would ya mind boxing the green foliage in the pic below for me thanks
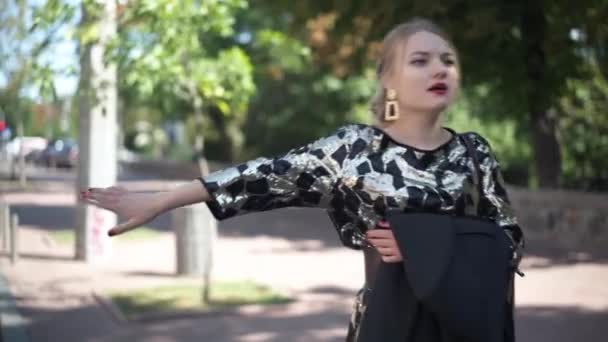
[113,0,253,110]
[560,59,608,191]
[252,29,312,73]
[446,95,532,186]
[0,0,76,138]
[242,70,376,158]
[112,0,255,160]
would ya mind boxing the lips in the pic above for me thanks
[428,82,448,95]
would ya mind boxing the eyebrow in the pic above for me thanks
[409,51,455,58]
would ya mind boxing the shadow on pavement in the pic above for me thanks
[516,305,608,342]
[16,296,608,342]
[12,202,344,250]
[10,205,172,232]
[216,208,343,249]
[11,205,76,230]
[521,237,608,268]
[18,301,118,342]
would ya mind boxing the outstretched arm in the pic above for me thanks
[81,179,210,236]
[82,125,356,237]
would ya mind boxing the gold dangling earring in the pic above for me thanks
[384,88,400,121]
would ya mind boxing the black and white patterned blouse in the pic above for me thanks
[199,123,524,252]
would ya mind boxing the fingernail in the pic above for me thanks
[108,230,115,237]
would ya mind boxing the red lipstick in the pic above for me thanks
[428,82,448,96]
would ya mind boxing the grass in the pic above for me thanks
[109,281,293,319]
[49,226,163,245]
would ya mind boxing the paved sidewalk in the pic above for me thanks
[1,182,608,341]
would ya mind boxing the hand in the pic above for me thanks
[365,220,404,263]
[80,186,166,236]
[510,246,525,277]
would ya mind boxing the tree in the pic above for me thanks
[0,0,77,137]
[111,0,255,161]
[258,0,606,189]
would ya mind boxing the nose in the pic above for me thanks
[431,58,448,79]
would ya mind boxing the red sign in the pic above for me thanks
[0,120,5,131]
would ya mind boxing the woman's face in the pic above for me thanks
[385,31,460,114]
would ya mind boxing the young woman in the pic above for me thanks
[82,18,524,341]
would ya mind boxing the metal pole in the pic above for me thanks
[0,203,5,251]
[1,204,8,252]
[17,120,26,187]
[10,213,18,264]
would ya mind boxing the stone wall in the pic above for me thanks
[507,186,608,251]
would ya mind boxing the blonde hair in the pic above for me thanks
[370,18,457,119]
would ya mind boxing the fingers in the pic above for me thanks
[81,186,124,197]
[81,197,101,207]
[375,246,404,263]
[367,238,394,248]
[108,218,142,237]
[366,229,395,247]
[106,186,127,196]
[381,255,402,263]
[366,224,403,263]
[375,246,395,254]
[377,219,390,229]
[366,229,393,239]
[80,187,120,211]
[366,227,396,249]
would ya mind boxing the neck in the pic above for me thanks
[376,108,450,149]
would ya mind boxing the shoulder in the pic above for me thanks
[458,131,501,168]
[329,123,377,144]
[335,123,375,137]
[459,131,493,154]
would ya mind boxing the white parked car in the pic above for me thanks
[4,136,48,160]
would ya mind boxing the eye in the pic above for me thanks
[442,57,456,66]
[411,59,427,66]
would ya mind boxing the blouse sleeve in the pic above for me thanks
[198,126,355,220]
[476,137,525,254]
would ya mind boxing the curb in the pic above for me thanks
[91,290,296,324]
[0,273,30,342]
[91,291,127,325]
[92,290,240,324]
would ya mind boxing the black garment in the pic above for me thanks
[350,269,514,342]
[353,213,515,342]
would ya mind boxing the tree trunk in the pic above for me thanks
[521,1,561,188]
[75,0,118,262]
